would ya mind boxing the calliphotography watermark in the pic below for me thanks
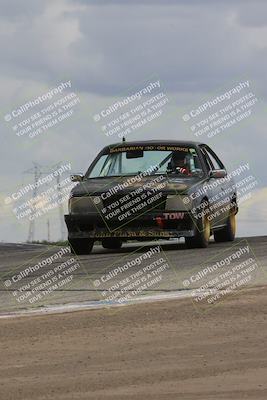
[78,166,169,232]
[181,162,259,233]
[181,80,259,139]
[4,162,75,224]
[92,245,176,306]
[182,240,264,311]
[0,247,82,310]
[3,80,80,140]
[92,78,169,139]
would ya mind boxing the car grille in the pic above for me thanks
[102,193,167,215]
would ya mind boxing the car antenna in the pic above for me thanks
[122,136,126,142]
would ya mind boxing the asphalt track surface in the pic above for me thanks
[0,236,267,316]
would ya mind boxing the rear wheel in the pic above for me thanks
[69,238,94,255]
[214,208,236,243]
[185,202,211,249]
[102,238,123,250]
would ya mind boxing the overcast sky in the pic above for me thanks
[0,0,266,242]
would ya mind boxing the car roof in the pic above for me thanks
[105,140,205,148]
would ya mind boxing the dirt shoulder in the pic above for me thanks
[1,287,267,400]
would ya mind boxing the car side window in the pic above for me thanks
[204,147,225,170]
[200,148,213,172]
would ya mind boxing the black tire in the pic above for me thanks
[185,201,211,249]
[69,238,94,255]
[102,238,122,250]
[214,210,236,243]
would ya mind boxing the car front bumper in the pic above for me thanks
[65,211,195,240]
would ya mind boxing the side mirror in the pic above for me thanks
[70,174,84,182]
[209,169,227,179]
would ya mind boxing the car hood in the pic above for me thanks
[70,175,204,197]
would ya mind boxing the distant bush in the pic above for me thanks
[27,240,69,246]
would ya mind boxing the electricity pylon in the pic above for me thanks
[24,163,42,242]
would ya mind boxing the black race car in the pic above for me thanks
[65,140,238,254]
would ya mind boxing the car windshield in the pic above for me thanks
[86,147,204,178]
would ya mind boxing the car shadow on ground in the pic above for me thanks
[90,238,218,255]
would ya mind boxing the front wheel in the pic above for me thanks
[102,238,123,250]
[185,202,211,249]
[69,238,94,255]
[214,210,236,243]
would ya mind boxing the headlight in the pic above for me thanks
[69,196,104,214]
[165,195,192,211]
